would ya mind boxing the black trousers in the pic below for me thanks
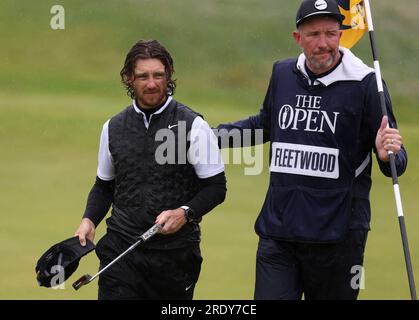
[95,231,203,300]
[254,229,368,300]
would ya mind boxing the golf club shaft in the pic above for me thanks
[89,224,162,282]
[89,239,144,282]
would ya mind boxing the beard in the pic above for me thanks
[307,49,338,74]
[133,87,167,108]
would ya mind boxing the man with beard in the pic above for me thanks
[217,0,407,299]
[75,40,226,299]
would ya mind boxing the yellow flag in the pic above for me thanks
[337,0,368,49]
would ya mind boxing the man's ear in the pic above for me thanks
[123,72,134,86]
[127,74,134,84]
[293,30,302,48]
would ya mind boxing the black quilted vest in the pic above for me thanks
[106,99,202,249]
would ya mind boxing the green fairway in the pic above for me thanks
[1,0,418,300]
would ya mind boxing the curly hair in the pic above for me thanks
[120,40,176,99]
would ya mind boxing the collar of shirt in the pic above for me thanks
[304,53,343,83]
[296,47,374,87]
[132,96,173,129]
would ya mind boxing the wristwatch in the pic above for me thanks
[181,206,197,223]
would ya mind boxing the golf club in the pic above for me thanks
[72,223,162,291]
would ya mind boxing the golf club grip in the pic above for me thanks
[140,224,162,241]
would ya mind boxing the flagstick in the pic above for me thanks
[363,0,417,300]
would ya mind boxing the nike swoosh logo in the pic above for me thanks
[168,124,179,129]
[185,283,194,291]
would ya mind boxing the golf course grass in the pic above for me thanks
[1,0,418,299]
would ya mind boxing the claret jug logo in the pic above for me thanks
[277,95,340,134]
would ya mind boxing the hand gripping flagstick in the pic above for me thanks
[72,224,162,291]
[363,0,417,300]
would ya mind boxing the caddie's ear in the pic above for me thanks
[293,30,303,48]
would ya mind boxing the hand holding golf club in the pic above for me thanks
[155,207,188,235]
